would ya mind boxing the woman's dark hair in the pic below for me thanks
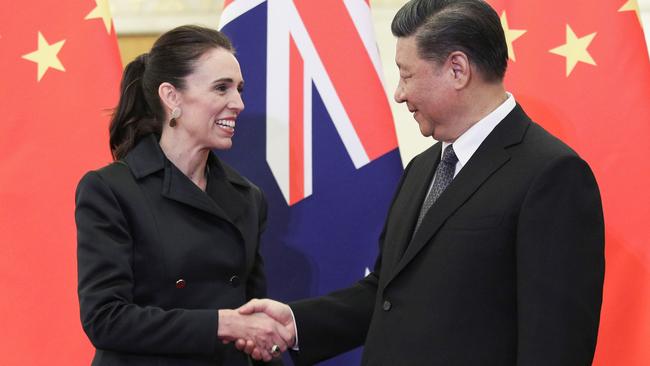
[391,0,508,82]
[109,25,235,160]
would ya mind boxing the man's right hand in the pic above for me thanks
[235,299,297,360]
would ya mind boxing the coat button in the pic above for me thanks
[175,279,186,289]
[229,275,241,288]
[383,300,392,311]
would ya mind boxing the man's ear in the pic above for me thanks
[447,51,471,89]
[158,82,181,112]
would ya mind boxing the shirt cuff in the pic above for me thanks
[289,306,300,351]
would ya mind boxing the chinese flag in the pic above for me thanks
[487,0,650,365]
[0,0,121,364]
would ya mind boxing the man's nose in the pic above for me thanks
[394,84,406,103]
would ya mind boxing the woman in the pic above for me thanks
[75,25,289,365]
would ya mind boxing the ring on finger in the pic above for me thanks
[270,344,281,356]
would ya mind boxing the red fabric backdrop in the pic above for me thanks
[0,0,121,364]
[487,1,650,365]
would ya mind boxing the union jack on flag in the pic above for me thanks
[218,1,403,364]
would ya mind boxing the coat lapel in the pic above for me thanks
[208,160,258,267]
[124,135,248,233]
[205,156,250,237]
[160,161,232,222]
[385,105,531,287]
[125,135,259,270]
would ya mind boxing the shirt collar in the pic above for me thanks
[442,92,516,166]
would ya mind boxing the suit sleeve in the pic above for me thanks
[289,159,414,366]
[76,171,218,356]
[289,270,378,366]
[515,155,605,365]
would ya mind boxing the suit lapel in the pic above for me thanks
[385,104,531,287]
[382,144,441,276]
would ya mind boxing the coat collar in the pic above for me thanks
[385,104,531,286]
[124,134,250,187]
[123,134,252,232]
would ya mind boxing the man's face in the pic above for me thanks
[394,36,457,141]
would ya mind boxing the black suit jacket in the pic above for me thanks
[290,105,605,366]
[75,135,278,366]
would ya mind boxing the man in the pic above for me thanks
[239,0,605,364]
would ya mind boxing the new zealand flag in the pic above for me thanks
[218,1,403,364]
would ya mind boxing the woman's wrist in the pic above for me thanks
[217,309,237,339]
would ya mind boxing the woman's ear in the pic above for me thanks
[158,82,181,111]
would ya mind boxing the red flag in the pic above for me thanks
[0,0,121,364]
[487,0,650,364]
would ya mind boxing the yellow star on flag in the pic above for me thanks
[549,25,597,77]
[22,32,66,82]
[619,0,642,27]
[500,11,526,62]
[85,0,113,34]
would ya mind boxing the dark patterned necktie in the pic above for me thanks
[413,145,458,234]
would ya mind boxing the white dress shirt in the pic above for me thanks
[441,92,516,177]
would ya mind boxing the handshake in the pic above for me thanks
[218,299,296,362]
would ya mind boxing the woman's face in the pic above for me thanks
[176,47,244,151]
